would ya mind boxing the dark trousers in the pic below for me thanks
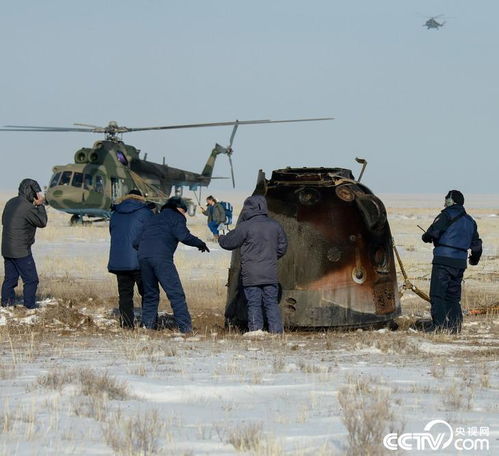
[1,255,39,309]
[115,270,144,328]
[139,257,192,333]
[429,264,465,332]
[243,284,283,333]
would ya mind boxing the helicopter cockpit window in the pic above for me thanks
[49,172,61,188]
[95,175,104,193]
[72,172,83,188]
[83,174,93,189]
[116,151,129,166]
[59,171,73,186]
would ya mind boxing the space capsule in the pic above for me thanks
[224,164,401,329]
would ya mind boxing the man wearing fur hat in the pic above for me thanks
[421,190,482,333]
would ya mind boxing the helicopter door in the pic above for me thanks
[111,177,125,201]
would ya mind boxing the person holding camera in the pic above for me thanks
[1,179,47,309]
[421,190,482,333]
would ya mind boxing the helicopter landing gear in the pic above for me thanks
[70,215,83,226]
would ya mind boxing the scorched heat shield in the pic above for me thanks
[224,167,401,329]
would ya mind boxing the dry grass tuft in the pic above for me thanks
[38,303,97,329]
[441,367,475,411]
[37,368,75,389]
[217,421,265,452]
[101,409,166,455]
[442,381,474,411]
[72,395,109,422]
[0,362,17,380]
[1,402,15,433]
[36,367,130,400]
[272,357,285,373]
[338,376,401,456]
[228,422,263,452]
[78,368,130,400]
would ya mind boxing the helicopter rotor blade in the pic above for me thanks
[126,117,333,133]
[0,125,97,132]
[228,154,236,188]
[1,117,333,134]
[229,121,239,148]
[73,123,103,129]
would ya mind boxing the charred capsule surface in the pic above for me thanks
[225,167,401,329]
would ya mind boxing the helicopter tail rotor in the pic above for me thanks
[208,122,239,188]
[210,143,236,188]
[226,122,239,188]
[228,150,236,188]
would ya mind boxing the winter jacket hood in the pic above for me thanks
[108,197,153,272]
[18,179,42,203]
[241,195,268,221]
[218,195,288,286]
[113,195,147,214]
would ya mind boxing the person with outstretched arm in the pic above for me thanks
[135,197,210,333]
[218,195,287,335]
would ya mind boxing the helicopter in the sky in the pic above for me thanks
[423,15,445,30]
[0,118,331,224]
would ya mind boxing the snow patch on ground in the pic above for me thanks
[1,307,498,455]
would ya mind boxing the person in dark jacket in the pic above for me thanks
[1,179,47,309]
[422,190,482,333]
[218,195,288,334]
[135,197,210,332]
[201,195,226,239]
[108,190,153,328]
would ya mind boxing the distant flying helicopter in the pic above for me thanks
[0,118,332,224]
[423,15,445,30]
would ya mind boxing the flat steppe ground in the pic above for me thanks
[0,192,498,455]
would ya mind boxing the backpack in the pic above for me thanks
[219,201,233,225]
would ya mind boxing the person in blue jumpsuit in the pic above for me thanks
[422,190,482,333]
[135,197,210,332]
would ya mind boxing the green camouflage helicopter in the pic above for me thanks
[1,118,331,224]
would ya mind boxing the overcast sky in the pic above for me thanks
[0,0,497,195]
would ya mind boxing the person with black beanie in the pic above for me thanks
[421,190,482,333]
